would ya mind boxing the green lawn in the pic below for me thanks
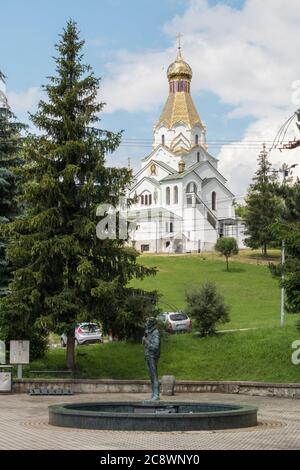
[131,253,290,329]
[26,251,300,383]
[27,325,300,382]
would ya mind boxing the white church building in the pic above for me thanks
[125,46,244,254]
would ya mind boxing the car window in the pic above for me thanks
[169,313,188,321]
[80,324,99,332]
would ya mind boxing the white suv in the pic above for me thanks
[157,312,192,333]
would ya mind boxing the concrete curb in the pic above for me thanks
[12,378,300,399]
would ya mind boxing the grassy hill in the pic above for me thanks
[29,325,300,382]
[27,250,300,383]
[131,251,290,329]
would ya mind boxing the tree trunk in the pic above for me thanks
[262,244,268,258]
[226,256,229,272]
[66,329,76,370]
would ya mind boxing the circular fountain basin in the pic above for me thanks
[49,401,258,432]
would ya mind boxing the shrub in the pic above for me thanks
[185,282,230,336]
[215,237,239,271]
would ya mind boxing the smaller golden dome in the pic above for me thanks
[178,159,186,173]
[167,49,192,81]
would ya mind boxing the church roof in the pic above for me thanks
[161,161,204,181]
[202,177,235,196]
[157,91,204,130]
[154,160,176,174]
[130,176,160,193]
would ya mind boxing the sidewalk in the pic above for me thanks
[0,392,300,449]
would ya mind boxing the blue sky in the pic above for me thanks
[0,0,246,133]
[1,0,299,194]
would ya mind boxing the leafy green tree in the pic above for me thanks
[185,282,229,336]
[0,72,25,296]
[0,21,155,367]
[244,145,283,257]
[234,203,247,219]
[215,237,238,272]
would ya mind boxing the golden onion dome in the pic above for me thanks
[167,49,192,81]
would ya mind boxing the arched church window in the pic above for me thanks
[141,192,152,206]
[197,151,200,163]
[166,187,170,205]
[212,191,217,211]
[170,222,174,233]
[195,134,199,145]
[186,182,197,194]
[162,135,165,146]
[174,186,178,204]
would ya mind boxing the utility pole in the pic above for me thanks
[280,239,285,326]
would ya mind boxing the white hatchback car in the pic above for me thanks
[157,312,192,333]
[61,323,103,347]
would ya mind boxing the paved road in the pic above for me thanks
[0,392,299,450]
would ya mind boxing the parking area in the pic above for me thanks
[0,392,300,450]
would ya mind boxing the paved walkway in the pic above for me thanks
[0,392,299,450]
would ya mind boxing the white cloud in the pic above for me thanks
[6,86,42,113]
[100,49,172,113]
[99,0,300,195]
[218,114,300,198]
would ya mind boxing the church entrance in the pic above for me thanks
[173,238,184,254]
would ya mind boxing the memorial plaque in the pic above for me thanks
[0,372,12,392]
[10,340,30,364]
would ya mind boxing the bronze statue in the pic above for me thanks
[142,318,160,401]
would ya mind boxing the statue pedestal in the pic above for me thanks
[161,375,175,396]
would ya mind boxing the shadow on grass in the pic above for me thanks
[222,266,246,273]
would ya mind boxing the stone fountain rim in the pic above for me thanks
[49,401,258,419]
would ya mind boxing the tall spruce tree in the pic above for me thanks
[244,144,283,257]
[0,72,25,296]
[0,21,155,368]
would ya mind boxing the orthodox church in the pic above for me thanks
[126,46,244,253]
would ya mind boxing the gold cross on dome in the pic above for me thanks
[176,32,183,51]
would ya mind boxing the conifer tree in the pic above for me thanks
[244,144,283,257]
[0,72,25,296]
[0,22,155,367]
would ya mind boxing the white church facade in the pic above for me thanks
[125,47,245,253]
